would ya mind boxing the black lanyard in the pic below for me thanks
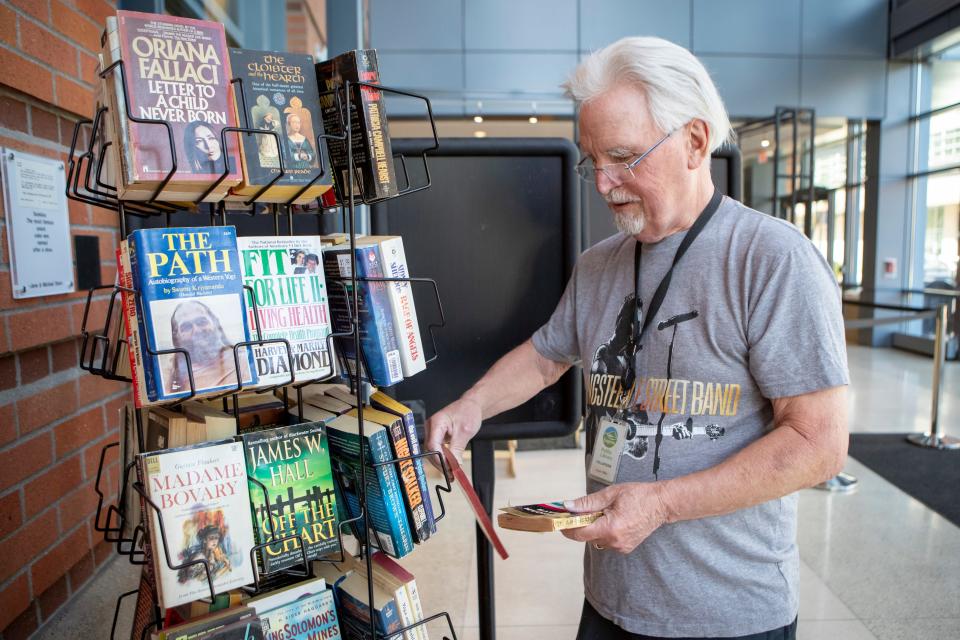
[623,188,723,391]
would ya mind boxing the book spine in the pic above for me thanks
[399,411,435,536]
[354,246,402,386]
[405,579,429,640]
[117,246,145,407]
[367,429,414,557]
[384,418,429,543]
[378,238,425,377]
[322,247,359,365]
[126,233,158,402]
[135,456,166,611]
[353,51,396,200]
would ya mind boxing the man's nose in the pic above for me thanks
[595,168,619,195]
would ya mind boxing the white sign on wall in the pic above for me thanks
[1,148,75,299]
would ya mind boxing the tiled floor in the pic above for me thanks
[35,345,960,639]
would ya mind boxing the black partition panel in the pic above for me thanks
[371,138,581,440]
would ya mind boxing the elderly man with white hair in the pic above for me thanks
[427,37,849,639]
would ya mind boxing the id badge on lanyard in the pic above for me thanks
[588,417,629,484]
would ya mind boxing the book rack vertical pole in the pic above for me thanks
[471,440,497,640]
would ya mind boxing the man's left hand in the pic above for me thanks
[561,483,668,554]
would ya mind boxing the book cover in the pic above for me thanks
[238,236,334,385]
[140,440,256,609]
[316,49,397,202]
[228,49,332,204]
[241,422,339,574]
[354,553,420,640]
[325,411,414,558]
[258,589,340,640]
[368,393,435,538]
[322,245,402,387]
[245,576,326,615]
[335,571,402,640]
[114,10,241,198]
[441,446,508,560]
[360,237,425,377]
[159,606,260,640]
[361,408,430,544]
[127,226,256,402]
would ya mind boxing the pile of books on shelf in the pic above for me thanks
[95,9,396,207]
[121,383,438,638]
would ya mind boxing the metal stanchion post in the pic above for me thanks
[907,303,959,450]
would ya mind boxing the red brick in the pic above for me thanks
[29,106,60,144]
[68,197,90,225]
[18,346,49,384]
[67,549,95,592]
[90,205,121,228]
[57,480,99,537]
[53,406,103,459]
[24,454,82,518]
[51,339,79,372]
[0,318,9,354]
[78,372,125,407]
[74,0,112,26]
[37,574,69,622]
[52,1,101,53]
[0,489,23,539]
[16,380,78,435]
[10,0,50,22]
[79,51,98,85]
[0,5,16,46]
[0,95,29,134]
[0,53,54,104]
[92,536,112,567]
[55,76,94,118]
[8,305,76,352]
[82,432,118,481]
[0,508,58,584]
[0,432,52,492]
[0,403,16,447]
[20,19,76,77]
[0,572,31,631]
[30,520,90,594]
[71,297,105,335]
[0,354,15,390]
[3,603,39,640]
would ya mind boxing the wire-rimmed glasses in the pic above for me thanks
[575,129,675,184]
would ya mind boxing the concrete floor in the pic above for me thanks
[34,345,960,639]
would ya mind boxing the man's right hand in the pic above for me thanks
[425,395,484,473]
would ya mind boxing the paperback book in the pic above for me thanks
[241,422,340,574]
[325,411,414,558]
[497,502,602,532]
[335,571,403,640]
[239,236,335,385]
[228,48,332,204]
[105,11,242,202]
[139,440,256,609]
[258,588,340,640]
[158,606,262,639]
[126,226,256,402]
[322,244,402,387]
[316,49,397,202]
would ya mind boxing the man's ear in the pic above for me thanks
[686,119,711,170]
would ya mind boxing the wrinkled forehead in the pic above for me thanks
[577,85,661,154]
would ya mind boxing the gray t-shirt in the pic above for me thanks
[532,196,848,637]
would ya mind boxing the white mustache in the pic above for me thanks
[604,189,641,205]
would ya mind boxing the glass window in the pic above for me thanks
[921,170,960,286]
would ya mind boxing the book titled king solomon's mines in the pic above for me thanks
[238,236,334,385]
[126,226,256,403]
[241,422,339,574]
[258,589,341,640]
[139,440,256,610]
[228,49,332,204]
[105,11,242,201]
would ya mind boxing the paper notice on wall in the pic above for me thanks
[1,148,75,299]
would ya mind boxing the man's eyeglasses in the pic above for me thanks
[575,129,674,184]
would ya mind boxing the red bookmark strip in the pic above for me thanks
[442,446,509,560]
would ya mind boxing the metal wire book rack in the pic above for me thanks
[69,59,460,640]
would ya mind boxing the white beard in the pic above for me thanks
[613,209,645,236]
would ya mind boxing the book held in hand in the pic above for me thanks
[228,49,333,204]
[497,502,603,532]
[139,440,256,609]
[239,236,335,385]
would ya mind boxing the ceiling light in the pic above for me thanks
[473,115,484,123]
[474,130,487,138]
[528,116,539,124]
[760,139,770,148]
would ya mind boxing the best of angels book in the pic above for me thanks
[103,11,242,202]
[139,440,257,609]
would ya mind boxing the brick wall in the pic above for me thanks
[0,1,126,638]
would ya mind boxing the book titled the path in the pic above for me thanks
[238,236,334,386]
[126,226,256,403]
